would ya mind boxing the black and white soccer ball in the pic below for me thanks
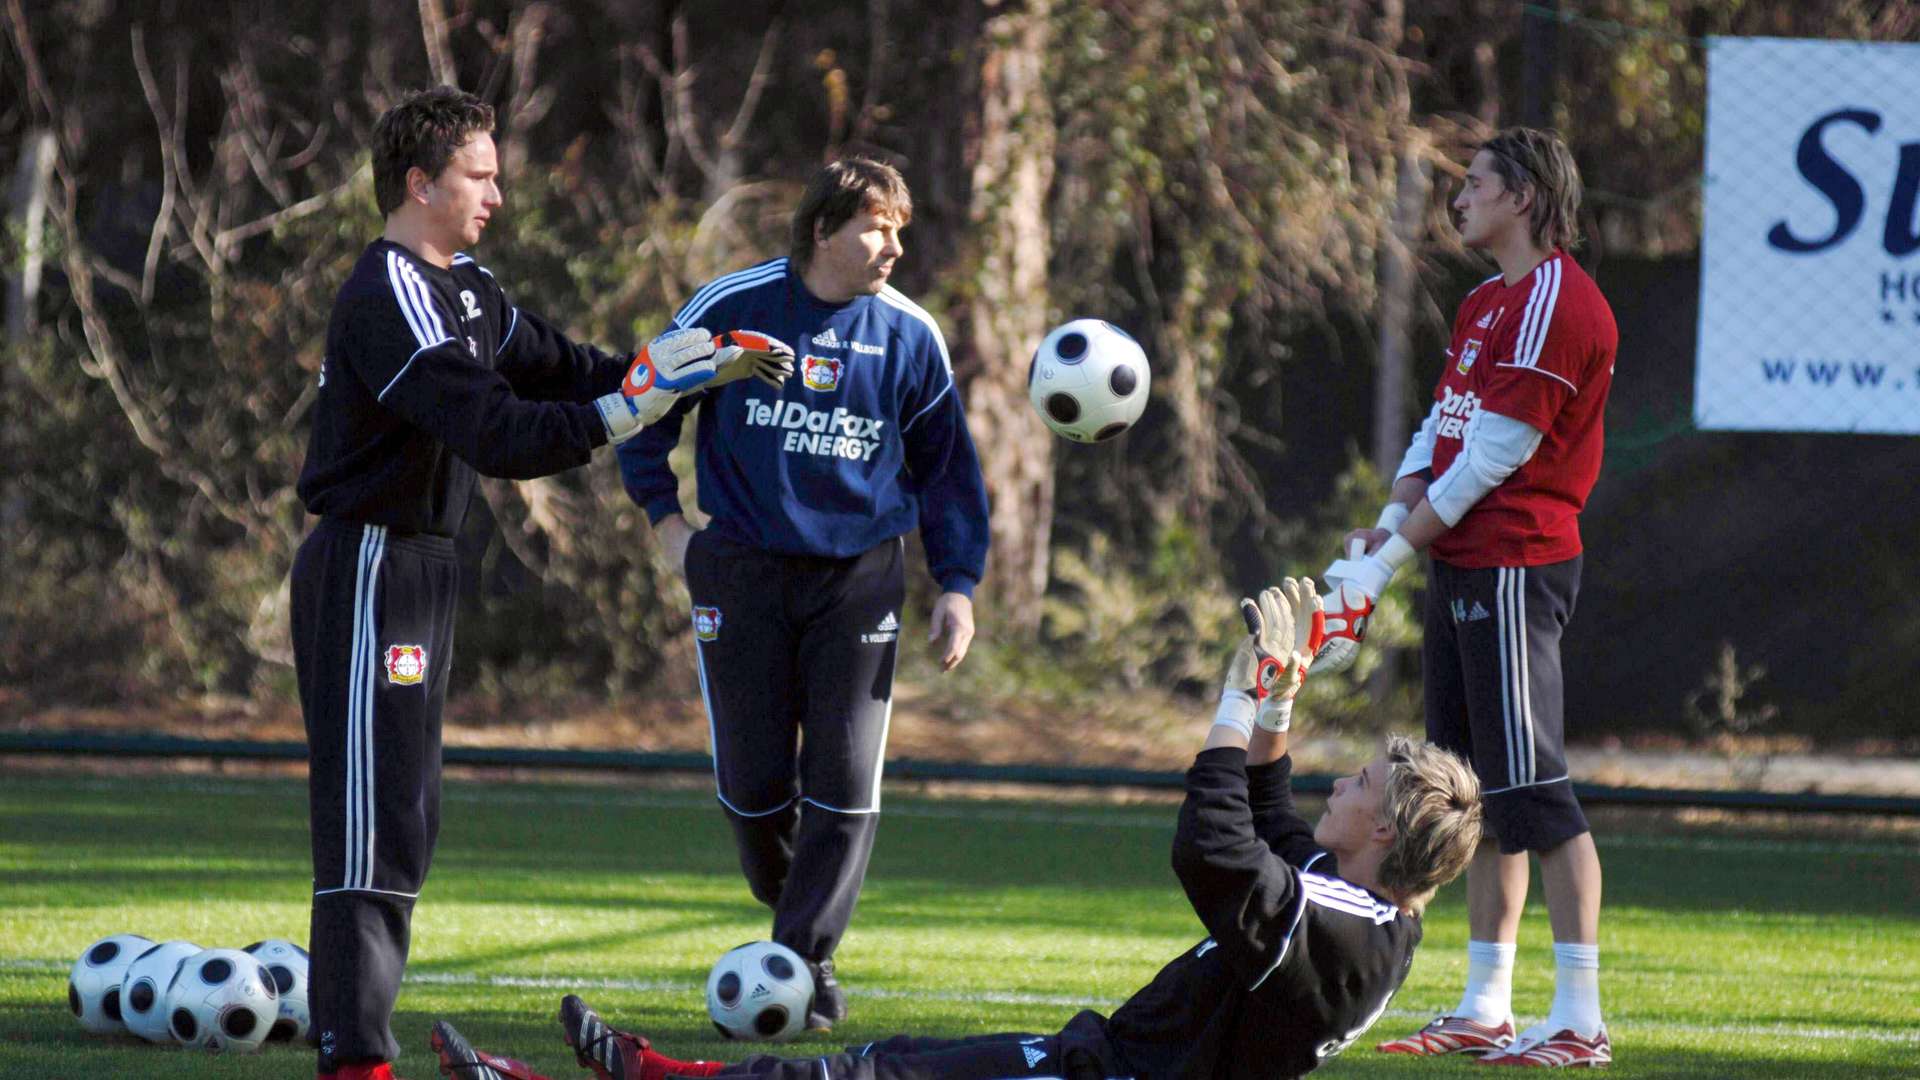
[1027,318,1151,443]
[243,938,311,1042]
[166,947,280,1054]
[121,940,203,1044]
[705,941,814,1042]
[68,933,154,1035]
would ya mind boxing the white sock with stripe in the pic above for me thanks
[1454,940,1516,1024]
[1545,941,1602,1037]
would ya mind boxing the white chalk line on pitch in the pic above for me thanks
[22,775,1920,859]
[3,958,1916,1046]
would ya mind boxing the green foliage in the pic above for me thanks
[3,771,1918,1078]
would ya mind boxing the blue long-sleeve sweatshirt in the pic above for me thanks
[616,258,990,597]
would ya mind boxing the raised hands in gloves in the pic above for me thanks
[707,330,796,389]
[1214,578,1327,743]
[1315,532,1416,675]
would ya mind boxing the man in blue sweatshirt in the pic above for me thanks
[617,157,991,1031]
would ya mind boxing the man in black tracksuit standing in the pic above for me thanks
[293,87,790,1080]
[429,579,1487,1080]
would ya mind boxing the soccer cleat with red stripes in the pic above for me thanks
[558,994,726,1080]
[1375,1014,1516,1057]
[430,1020,551,1080]
[1477,1025,1612,1068]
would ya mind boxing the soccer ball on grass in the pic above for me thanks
[121,940,203,1043]
[705,941,814,1042]
[68,933,154,1035]
[1027,319,1150,443]
[166,947,280,1054]
[243,938,312,1042]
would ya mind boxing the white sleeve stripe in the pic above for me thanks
[1510,262,1549,371]
[500,307,521,351]
[675,259,787,326]
[1303,874,1398,924]
[1517,258,1562,370]
[377,339,451,401]
[675,265,787,329]
[1248,892,1310,992]
[384,252,433,348]
[1492,362,1578,392]
[900,378,953,433]
[403,262,448,341]
[877,286,952,372]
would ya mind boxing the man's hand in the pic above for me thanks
[927,592,975,672]
[595,327,720,443]
[1316,531,1415,674]
[707,330,796,389]
[656,513,699,575]
[1342,527,1391,556]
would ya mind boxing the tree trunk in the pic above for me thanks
[1373,140,1429,477]
[959,0,1056,634]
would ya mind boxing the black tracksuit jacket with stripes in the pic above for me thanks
[298,239,628,535]
[1102,750,1423,1079]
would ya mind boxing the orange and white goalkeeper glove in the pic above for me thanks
[707,330,796,389]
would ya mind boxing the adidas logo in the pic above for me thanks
[1475,310,1494,328]
[811,327,843,349]
[1022,1046,1048,1068]
[862,611,899,645]
[750,982,771,1000]
[1468,601,1490,622]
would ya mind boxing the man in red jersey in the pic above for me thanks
[1322,128,1617,1069]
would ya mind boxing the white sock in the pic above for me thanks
[1453,940,1516,1025]
[1545,942,1603,1037]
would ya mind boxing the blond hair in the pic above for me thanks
[1376,735,1483,912]
[1479,127,1584,251]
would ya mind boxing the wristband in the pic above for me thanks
[1255,696,1294,734]
[1375,532,1416,574]
[1213,689,1256,739]
[1374,502,1411,534]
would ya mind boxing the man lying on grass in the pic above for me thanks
[428,579,1483,1080]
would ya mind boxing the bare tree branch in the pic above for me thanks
[417,0,458,86]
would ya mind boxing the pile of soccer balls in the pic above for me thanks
[69,933,309,1054]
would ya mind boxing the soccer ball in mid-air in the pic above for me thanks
[243,938,311,1042]
[705,941,814,1042]
[121,940,204,1043]
[166,947,280,1054]
[68,933,154,1035]
[1027,318,1150,443]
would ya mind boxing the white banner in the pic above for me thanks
[1696,37,1920,434]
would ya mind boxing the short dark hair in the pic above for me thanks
[1478,127,1583,250]
[372,87,496,216]
[788,157,913,269]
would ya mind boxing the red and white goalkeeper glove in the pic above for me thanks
[1316,534,1414,674]
[1215,578,1327,737]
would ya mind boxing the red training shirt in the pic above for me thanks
[1426,250,1618,568]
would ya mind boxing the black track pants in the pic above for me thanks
[685,532,904,964]
[722,1011,1132,1080]
[292,519,457,1070]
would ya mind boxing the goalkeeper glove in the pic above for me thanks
[708,330,797,389]
[595,327,721,444]
[1215,579,1325,736]
[1315,534,1415,674]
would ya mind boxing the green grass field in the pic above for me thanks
[2,769,1916,1079]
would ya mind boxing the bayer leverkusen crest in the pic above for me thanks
[801,354,843,392]
[385,644,427,685]
[692,606,723,641]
